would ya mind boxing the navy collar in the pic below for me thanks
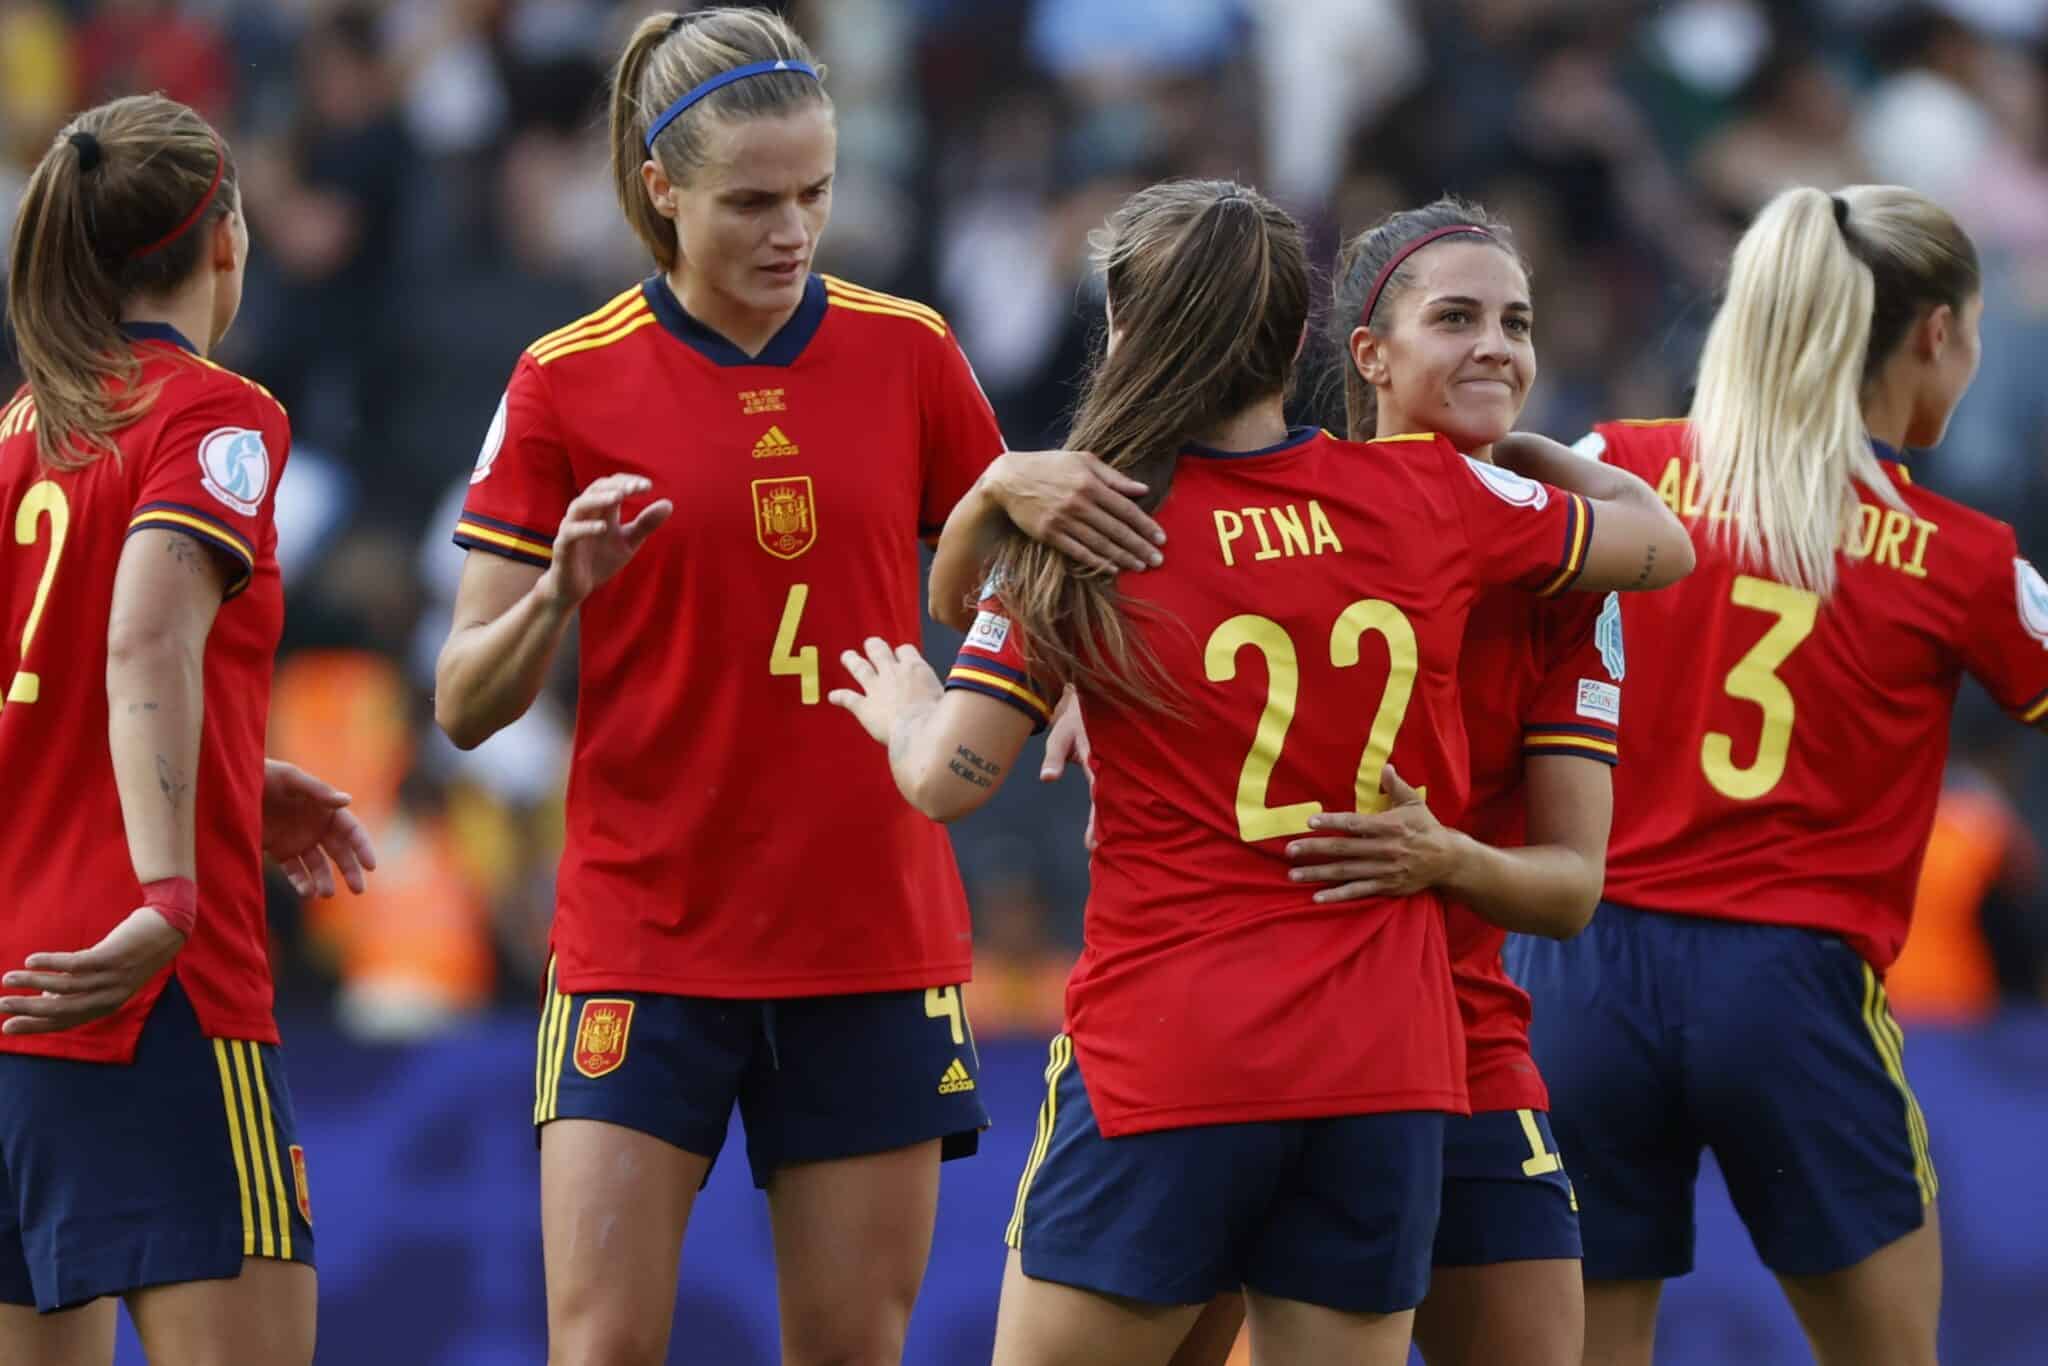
[1184,425,1319,460]
[1870,437,1907,466]
[640,273,827,368]
[118,321,198,355]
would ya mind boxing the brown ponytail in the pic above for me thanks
[608,7,830,273]
[6,94,237,471]
[985,179,1309,711]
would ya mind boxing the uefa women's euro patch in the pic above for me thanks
[471,393,508,485]
[1463,455,1548,510]
[573,999,635,1079]
[197,426,269,515]
[2016,559,2048,648]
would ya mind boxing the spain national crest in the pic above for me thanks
[288,1145,313,1225]
[753,476,817,559]
[573,999,635,1078]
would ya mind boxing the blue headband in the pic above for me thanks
[644,59,820,151]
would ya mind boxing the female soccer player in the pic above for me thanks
[1510,185,2027,1366]
[833,177,1690,1366]
[431,10,1151,1365]
[0,95,315,1365]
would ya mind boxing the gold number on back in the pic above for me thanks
[769,582,820,704]
[924,985,965,1046]
[1206,600,1421,843]
[1517,1108,1564,1176]
[3,481,70,711]
[1701,575,1820,801]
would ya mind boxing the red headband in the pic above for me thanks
[1358,224,1495,329]
[129,133,226,259]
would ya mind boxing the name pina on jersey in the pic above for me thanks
[1213,500,1343,567]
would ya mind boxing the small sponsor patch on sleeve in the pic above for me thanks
[1577,679,1621,724]
[1463,454,1548,509]
[967,610,1011,653]
[2016,559,2048,648]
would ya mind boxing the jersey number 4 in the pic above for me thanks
[770,583,820,704]
[0,480,70,713]
[1701,575,1819,801]
[1207,601,1423,843]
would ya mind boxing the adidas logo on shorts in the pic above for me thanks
[937,1058,976,1094]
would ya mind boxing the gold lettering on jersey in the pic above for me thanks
[753,476,818,559]
[1844,504,1880,558]
[752,425,799,459]
[1654,457,1731,521]
[1215,501,1342,566]
[1873,509,1915,572]
[1838,504,1937,579]
[739,387,787,415]
[1903,519,1937,578]
[0,395,37,442]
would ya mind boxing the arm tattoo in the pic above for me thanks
[948,745,1000,788]
[154,755,189,812]
[1624,543,1657,590]
[954,745,1002,778]
[126,701,159,715]
[165,536,207,575]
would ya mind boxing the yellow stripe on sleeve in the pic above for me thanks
[1538,494,1591,597]
[128,510,256,567]
[2022,691,2048,725]
[823,292,948,337]
[1522,732,1620,757]
[948,667,1053,721]
[530,287,646,353]
[228,1041,275,1256]
[214,1040,257,1256]
[819,276,945,326]
[454,521,554,563]
[1005,1034,1073,1248]
[248,1042,294,1259]
[531,307,657,365]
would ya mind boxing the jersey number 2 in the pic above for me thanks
[770,583,819,704]
[1206,600,1421,843]
[1,481,70,712]
[1701,575,1819,801]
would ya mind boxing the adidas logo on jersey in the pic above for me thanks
[752,426,799,459]
[937,1058,976,1094]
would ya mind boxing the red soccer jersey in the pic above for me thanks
[455,273,1002,998]
[948,428,1599,1136]
[1450,585,1621,1113]
[1586,418,2048,970]
[0,325,288,1061]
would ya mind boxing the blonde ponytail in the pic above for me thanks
[1690,185,1979,595]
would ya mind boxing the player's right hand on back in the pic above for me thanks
[542,474,674,608]
[0,908,188,1035]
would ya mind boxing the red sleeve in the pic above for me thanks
[453,354,575,568]
[919,329,1005,540]
[1521,591,1622,766]
[1449,451,1594,598]
[1960,531,2048,725]
[127,378,289,600]
[944,594,1057,732]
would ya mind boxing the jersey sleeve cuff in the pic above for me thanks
[453,511,555,568]
[1522,721,1619,765]
[2019,685,2048,725]
[1537,493,1593,598]
[945,660,1055,733]
[128,502,255,598]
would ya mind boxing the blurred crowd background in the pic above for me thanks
[3,0,2047,1037]
[11,2,2048,1361]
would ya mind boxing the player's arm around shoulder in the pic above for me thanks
[1495,430,1696,591]
[828,636,1036,823]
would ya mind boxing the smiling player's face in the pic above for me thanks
[1357,241,1534,453]
[667,105,836,326]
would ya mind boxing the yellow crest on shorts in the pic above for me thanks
[753,476,817,560]
[573,999,635,1079]
[288,1145,313,1225]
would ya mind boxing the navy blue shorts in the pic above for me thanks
[533,961,988,1188]
[1433,1108,1582,1267]
[0,979,314,1312]
[1005,1035,1444,1313]
[1507,902,1934,1280]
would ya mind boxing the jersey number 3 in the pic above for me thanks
[1207,601,1421,843]
[1701,575,1819,801]
[0,480,70,713]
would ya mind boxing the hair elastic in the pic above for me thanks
[129,132,226,259]
[1831,194,1851,232]
[643,58,820,152]
[1359,224,1495,329]
[68,131,103,172]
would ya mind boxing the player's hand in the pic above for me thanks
[1039,688,1100,851]
[1283,766,1457,903]
[541,474,674,609]
[986,450,1165,574]
[829,637,944,744]
[262,758,379,898]
[0,908,187,1035]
